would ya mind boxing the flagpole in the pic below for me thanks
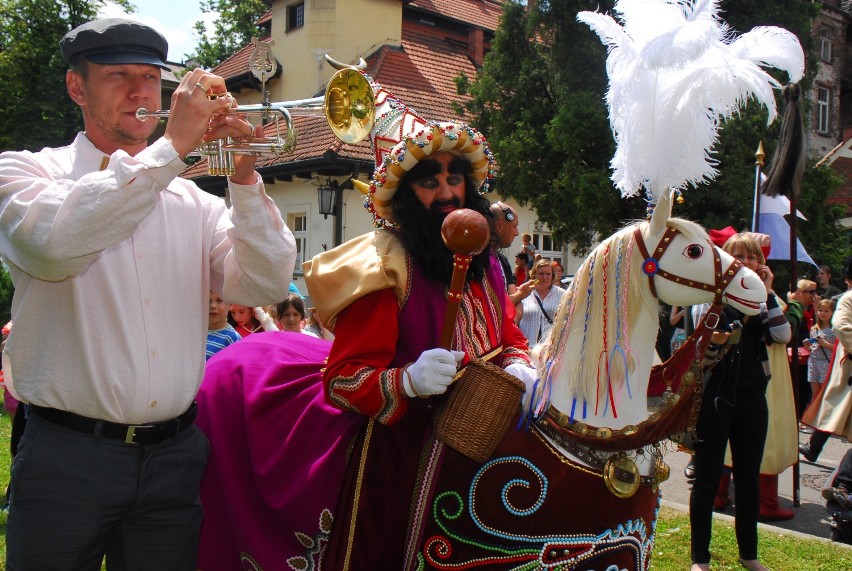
[789,180,801,508]
[752,141,765,232]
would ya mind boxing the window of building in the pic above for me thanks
[288,212,308,272]
[820,27,833,62]
[532,231,562,266]
[817,87,831,134]
[287,2,304,32]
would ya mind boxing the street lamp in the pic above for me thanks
[317,179,338,219]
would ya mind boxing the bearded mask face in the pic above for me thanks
[391,155,491,287]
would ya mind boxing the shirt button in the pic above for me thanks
[143,297,150,305]
[150,400,158,408]
[150,348,158,358]
[137,251,144,258]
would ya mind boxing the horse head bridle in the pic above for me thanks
[537,223,747,498]
[632,224,743,322]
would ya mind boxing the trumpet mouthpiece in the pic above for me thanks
[136,108,150,122]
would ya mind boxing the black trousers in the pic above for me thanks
[690,389,768,563]
[808,428,832,459]
[6,412,209,570]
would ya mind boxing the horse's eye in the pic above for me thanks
[683,244,704,259]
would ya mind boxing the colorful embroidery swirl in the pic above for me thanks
[285,508,334,571]
[419,456,652,570]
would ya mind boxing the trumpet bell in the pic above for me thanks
[325,69,374,145]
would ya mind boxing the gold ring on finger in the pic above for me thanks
[195,82,209,93]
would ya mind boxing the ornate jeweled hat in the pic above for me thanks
[351,76,495,227]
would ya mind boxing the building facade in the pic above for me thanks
[183,0,584,296]
[814,1,852,230]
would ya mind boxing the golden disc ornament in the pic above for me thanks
[603,454,641,498]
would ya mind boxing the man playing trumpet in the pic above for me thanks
[0,17,294,570]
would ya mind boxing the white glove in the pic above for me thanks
[504,363,539,408]
[404,348,464,398]
[505,363,537,393]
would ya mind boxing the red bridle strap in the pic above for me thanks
[632,225,743,305]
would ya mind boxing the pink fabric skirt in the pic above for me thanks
[195,332,364,571]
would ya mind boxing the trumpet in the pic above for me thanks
[136,68,375,176]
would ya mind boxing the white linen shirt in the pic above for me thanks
[0,134,295,423]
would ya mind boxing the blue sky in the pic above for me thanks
[100,0,216,63]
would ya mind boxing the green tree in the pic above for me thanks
[0,262,12,326]
[0,0,133,152]
[187,0,268,69]
[457,1,632,255]
[458,0,840,266]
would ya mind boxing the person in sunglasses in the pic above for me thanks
[790,279,819,338]
[488,201,520,293]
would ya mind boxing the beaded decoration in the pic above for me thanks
[418,455,655,570]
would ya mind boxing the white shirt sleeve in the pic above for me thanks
[0,137,184,281]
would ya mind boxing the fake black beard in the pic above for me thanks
[391,183,491,288]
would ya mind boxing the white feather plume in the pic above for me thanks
[577,0,805,204]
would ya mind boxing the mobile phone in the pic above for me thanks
[727,320,743,345]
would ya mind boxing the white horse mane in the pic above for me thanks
[538,216,710,409]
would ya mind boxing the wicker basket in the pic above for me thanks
[432,359,526,463]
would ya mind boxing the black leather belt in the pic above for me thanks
[30,402,197,445]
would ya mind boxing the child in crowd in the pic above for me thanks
[206,291,242,360]
[514,252,528,286]
[670,305,688,355]
[521,233,536,267]
[229,304,277,337]
[806,298,837,406]
[275,294,319,337]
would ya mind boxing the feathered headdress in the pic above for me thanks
[577,0,805,208]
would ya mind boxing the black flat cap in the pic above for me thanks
[60,18,169,69]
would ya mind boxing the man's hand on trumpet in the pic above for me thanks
[162,69,259,183]
[206,111,261,186]
[163,69,229,158]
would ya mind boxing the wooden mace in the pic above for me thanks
[438,209,491,349]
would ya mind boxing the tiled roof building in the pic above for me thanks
[186,0,498,196]
[180,0,572,292]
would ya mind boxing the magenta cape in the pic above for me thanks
[195,332,364,571]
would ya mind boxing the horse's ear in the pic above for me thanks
[649,190,673,236]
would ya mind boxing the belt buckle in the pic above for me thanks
[125,424,154,444]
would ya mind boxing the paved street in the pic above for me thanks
[659,428,852,544]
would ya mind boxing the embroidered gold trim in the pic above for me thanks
[343,418,374,571]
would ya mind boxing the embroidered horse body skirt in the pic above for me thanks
[325,411,661,571]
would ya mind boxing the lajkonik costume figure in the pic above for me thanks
[195,1,804,569]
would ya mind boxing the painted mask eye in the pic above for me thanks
[683,244,704,259]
